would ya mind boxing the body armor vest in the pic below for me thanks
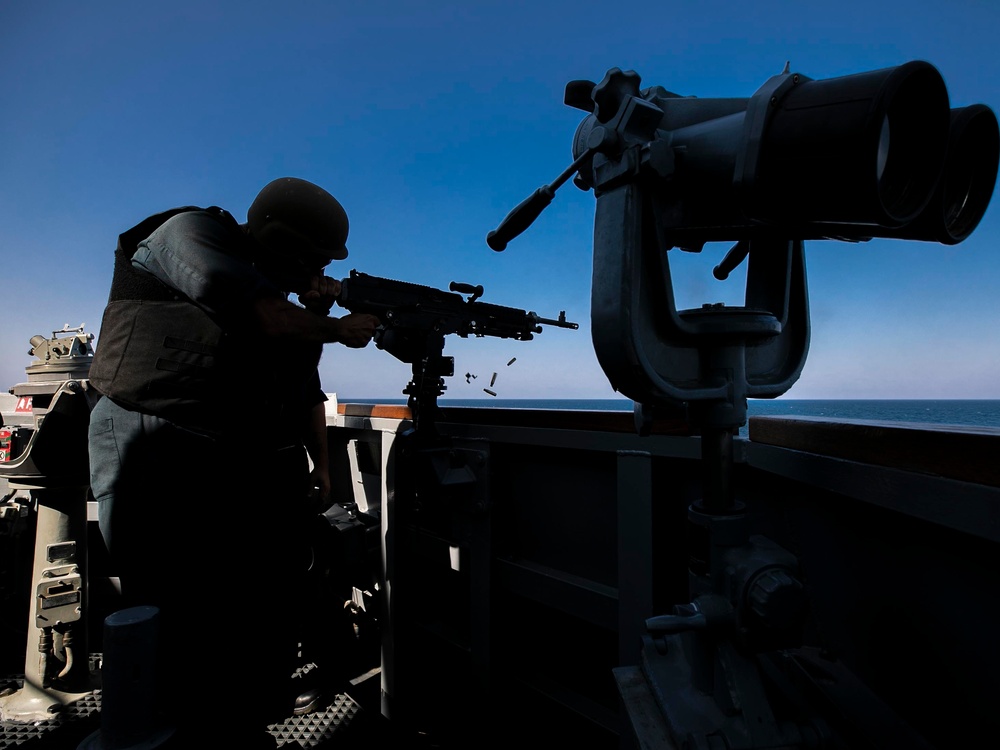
[89,206,277,436]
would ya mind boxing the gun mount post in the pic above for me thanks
[336,272,578,738]
[397,329,452,435]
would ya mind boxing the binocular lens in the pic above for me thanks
[875,64,952,224]
[876,117,891,184]
[941,105,1000,241]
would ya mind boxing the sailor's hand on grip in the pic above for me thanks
[299,275,341,314]
[336,312,380,348]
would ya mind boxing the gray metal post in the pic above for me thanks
[78,606,174,750]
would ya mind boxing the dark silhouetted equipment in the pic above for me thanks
[488,61,998,749]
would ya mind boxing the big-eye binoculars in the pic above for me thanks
[488,62,998,425]
[490,60,998,251]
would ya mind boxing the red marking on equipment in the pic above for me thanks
[15,397,32,413]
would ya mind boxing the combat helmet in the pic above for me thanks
[247,177,349,264]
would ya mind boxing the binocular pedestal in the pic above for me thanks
[616,308,821,749]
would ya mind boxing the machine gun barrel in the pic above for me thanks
[530,310,577,329]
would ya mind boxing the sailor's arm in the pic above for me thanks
[252,295,378,347]
[303,399,331,505]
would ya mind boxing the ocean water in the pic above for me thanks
[340,397,1000,436]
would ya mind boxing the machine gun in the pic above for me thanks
[336,269,577,433]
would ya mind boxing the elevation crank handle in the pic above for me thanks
[486,187,553,251]
[486,147,595,252]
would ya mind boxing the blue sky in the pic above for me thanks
[2,0,998,401]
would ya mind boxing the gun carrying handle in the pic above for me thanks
[449,281,484,302]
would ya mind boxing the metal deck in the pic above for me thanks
[1,665,378,749]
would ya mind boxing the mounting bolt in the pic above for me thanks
[748,568,805,629]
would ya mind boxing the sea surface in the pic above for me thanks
[339,398,1000,437]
